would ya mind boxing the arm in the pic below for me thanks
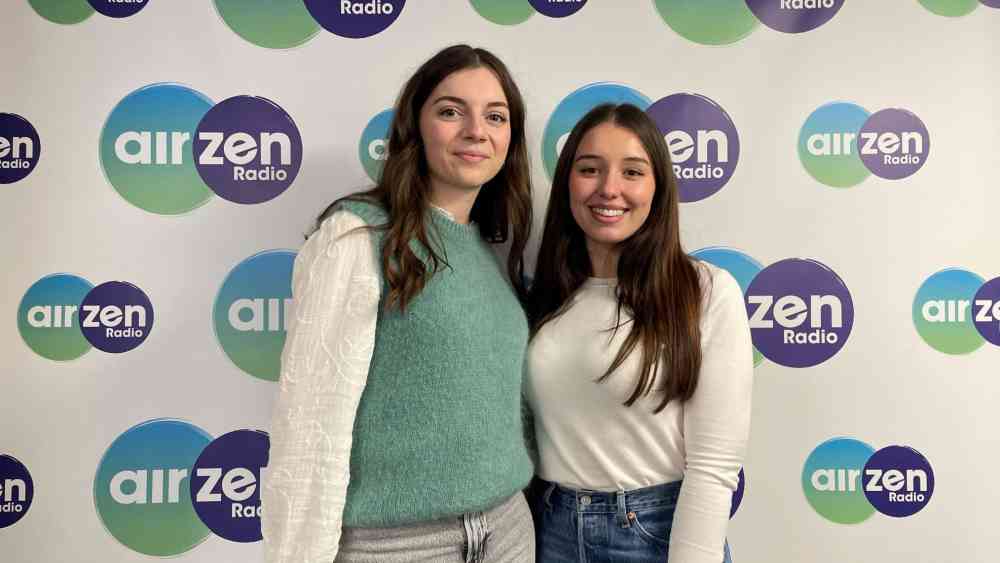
[261,210,381,563]
[668,268,753,563]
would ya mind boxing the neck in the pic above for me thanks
[428,181,481,225]
[587,242,619,278]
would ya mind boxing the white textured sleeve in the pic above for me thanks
[261,210,381,563]
[669,267,753,563]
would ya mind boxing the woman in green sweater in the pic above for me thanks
[261,45,535,563]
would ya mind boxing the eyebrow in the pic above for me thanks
[431,96,509,109]
[575,154,650,165]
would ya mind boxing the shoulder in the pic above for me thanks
[299,209,374,263]
[336,198,389,227]
[692,260,743,312]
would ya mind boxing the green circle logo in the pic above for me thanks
[802,437,877,524]
[470,0,535,25]
[27,0,95,25]
[99,83,215,215]
[18,273,94,361]
[214,0,320,49]
[913,268,986,355]
[94,419,213,556]
[918,0,980,16]
[653,0,759,45]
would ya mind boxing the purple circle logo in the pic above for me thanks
[190,429,269,542]
[0,113,41,184]
[79,281,154,353]
[745,0,845,33]
[528,0,587,17]
[646,93,740,203]
[0,454,33,528]
[304,0,405,38]
[857,108,930,180]
[973,276,1000,346]
[87,0,149,18]
[746,258,854,368]
[194,96,302,205]
[862,445,934,518]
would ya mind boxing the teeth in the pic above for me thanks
[593,208,624,217]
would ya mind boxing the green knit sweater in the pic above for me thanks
[340,200,534,527]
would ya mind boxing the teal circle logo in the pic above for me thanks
[94,419,213,556]
[913,268,988,355]
[799,102,930,188]
[18,273,94,361]
[803,438,935,524]
[470,0,535,24]
[691,247,764,366]
[100,83,215,215]
[359,108,393,182]
[802,437,877,524]
[542,83,652,180]
[653,0,759,45]
[27,0,95,24]
[919,0,998,16]
[213,250,296,382]
[213,0,320,49]
[798,102,872,188]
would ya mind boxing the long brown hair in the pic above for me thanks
[528,103,705,413]
[316,44,533,310]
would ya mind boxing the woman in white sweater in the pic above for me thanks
[524,103,752,563]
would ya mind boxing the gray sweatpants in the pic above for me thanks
[336,493,534,563]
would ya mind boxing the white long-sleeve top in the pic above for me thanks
[524,263,753,563]
[261,210,381,563]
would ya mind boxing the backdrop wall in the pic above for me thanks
[2,1,997,562]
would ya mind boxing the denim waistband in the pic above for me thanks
[531,477,682,514]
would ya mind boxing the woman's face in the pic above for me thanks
[418,67,511,198]
[568,122,656,261]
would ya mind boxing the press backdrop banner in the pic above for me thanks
[2,1,997,562]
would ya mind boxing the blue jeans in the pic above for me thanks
[526,477,732,563]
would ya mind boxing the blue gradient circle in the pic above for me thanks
[798,102,871,188]
[913,268,985,355]
[99,83,215,215]
[802,437,876,524]
[94,419,213,556]
[542,83,652,179]
[359,109,393,182]
[213,250,296,382]
[17,273,94,361]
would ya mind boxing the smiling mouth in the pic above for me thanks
[591,207,625,217]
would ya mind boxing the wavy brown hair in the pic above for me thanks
[528,103,705,413]
[316,44,533,310]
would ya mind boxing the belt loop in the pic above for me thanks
[543,482,556,512]
[617,489,630,528]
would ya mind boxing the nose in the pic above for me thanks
[462,114,487,141]
[596,171,622,199]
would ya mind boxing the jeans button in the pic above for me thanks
[580,495,591,506]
